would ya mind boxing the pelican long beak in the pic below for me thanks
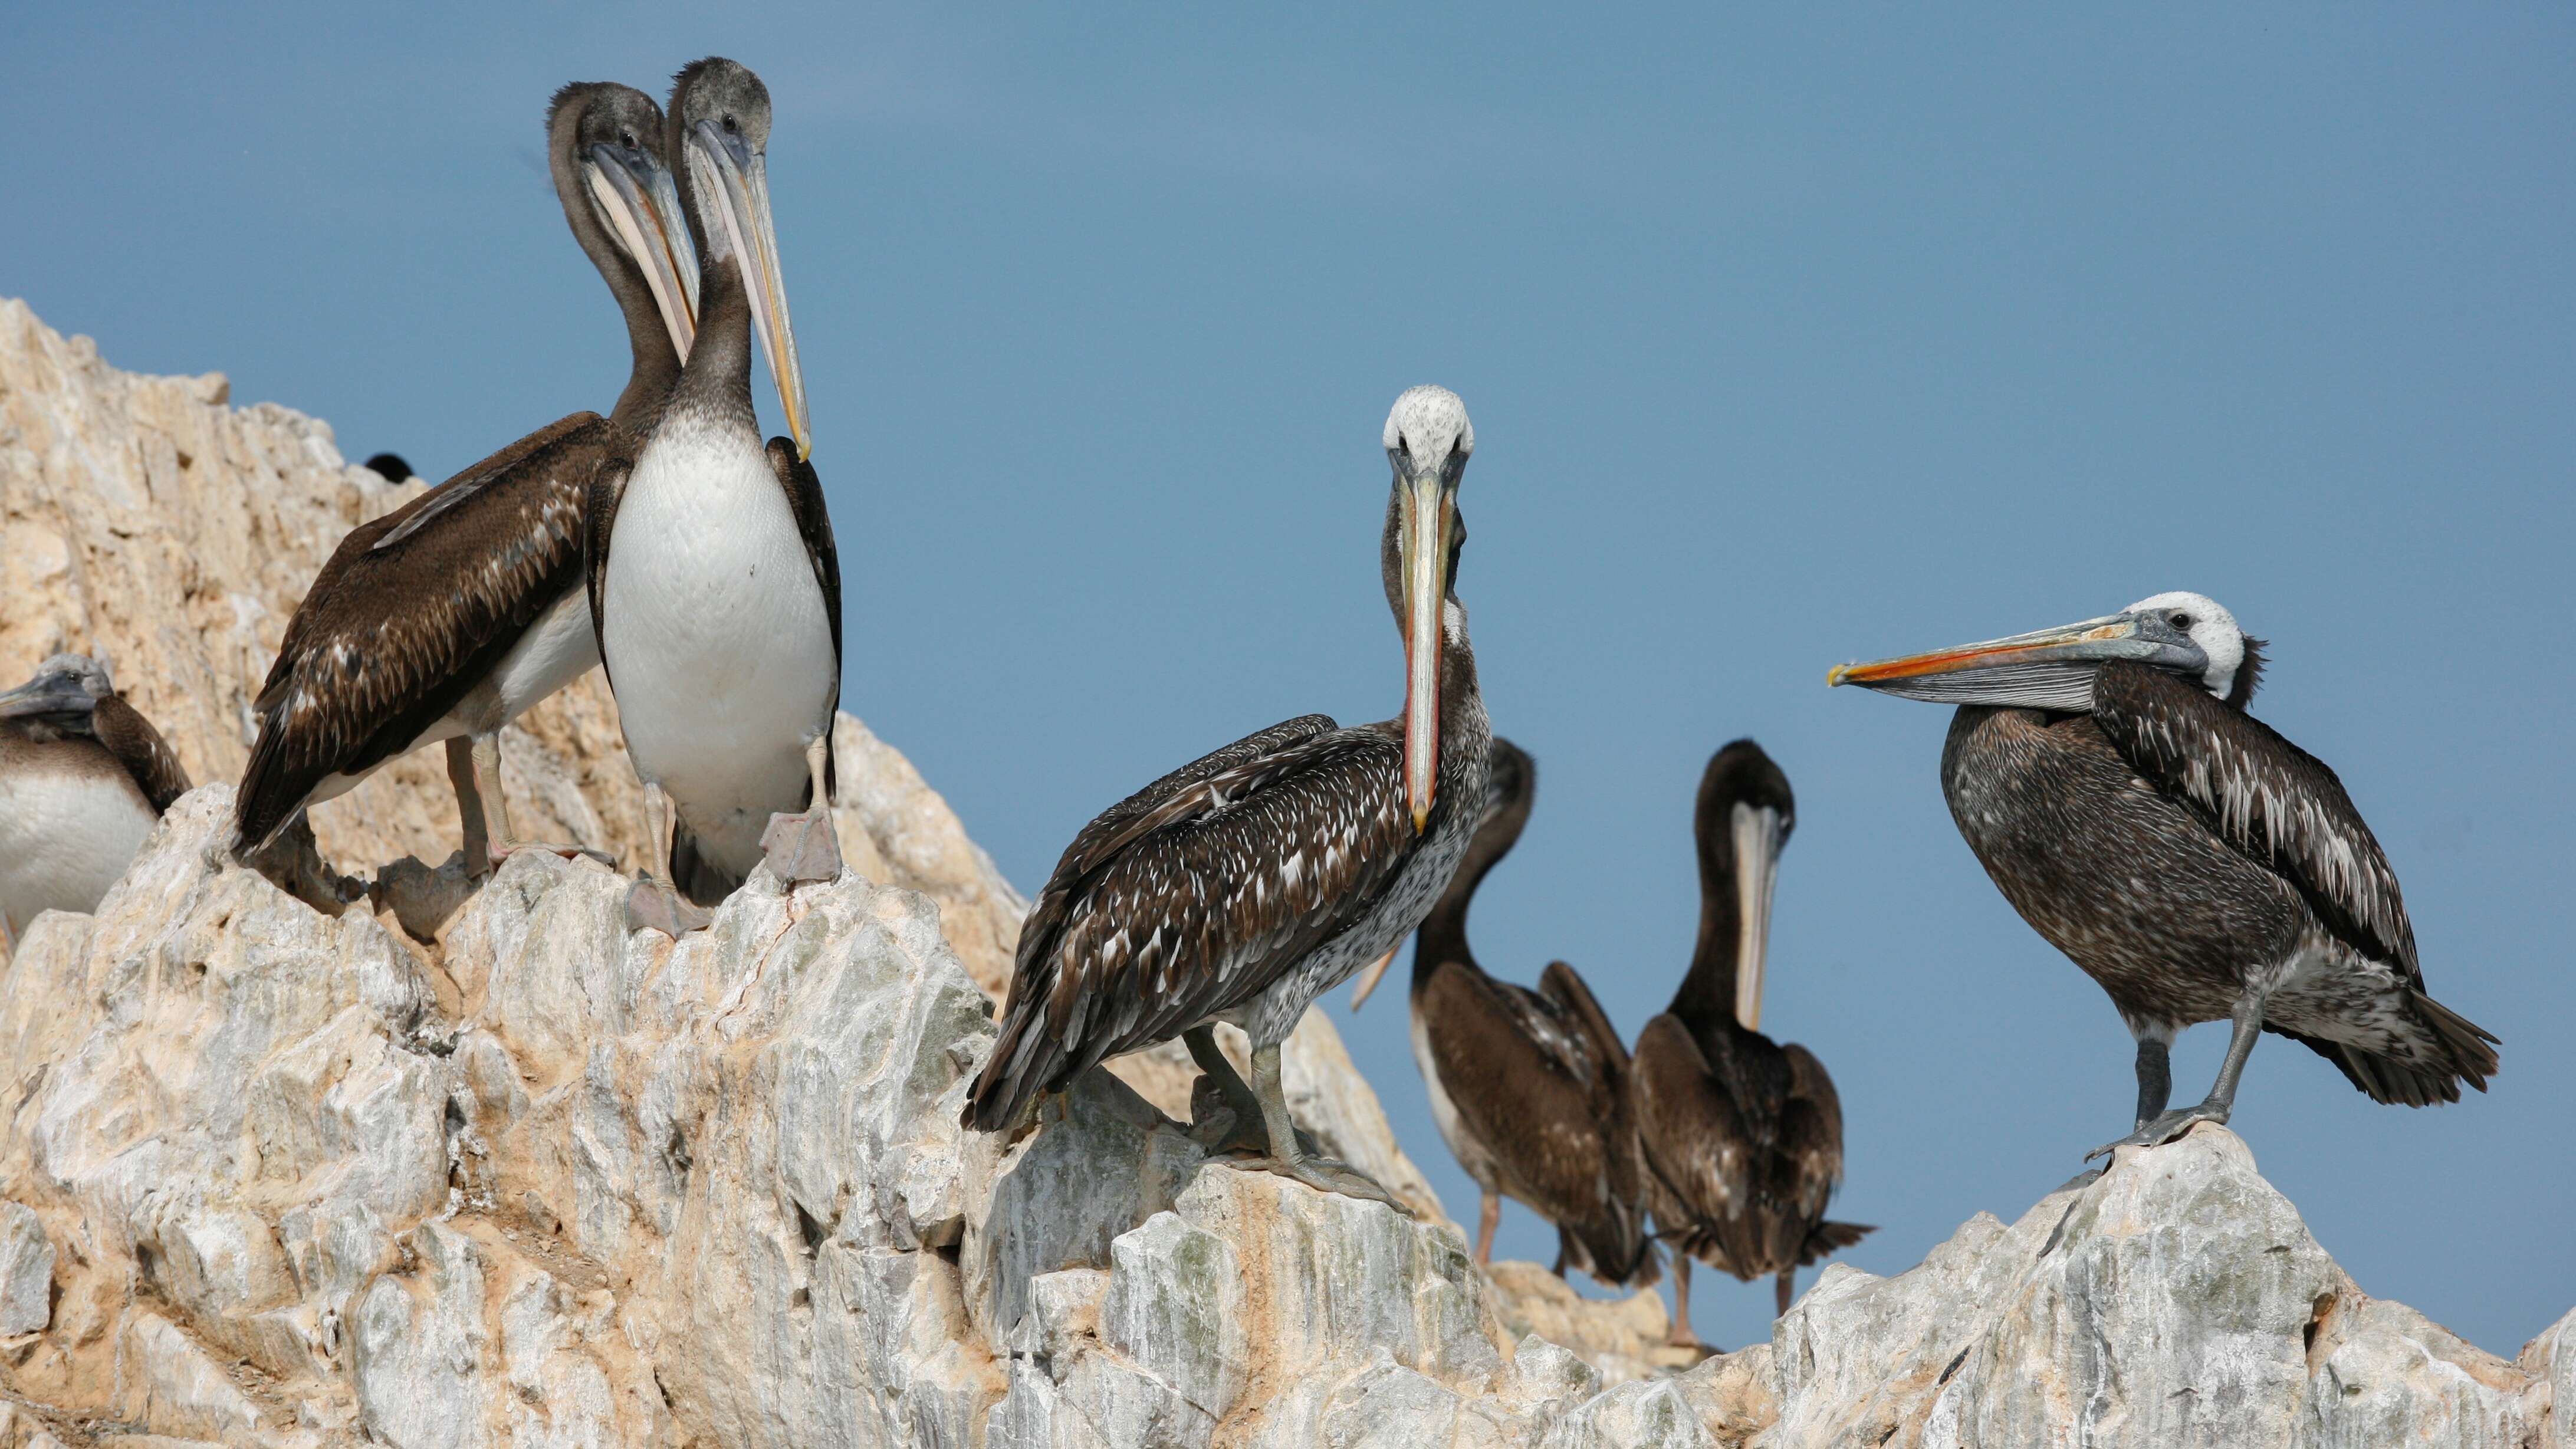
[1348,947,1399,1010]
[691,120,810,458]
[1731,804,1783,1032]
[1826,612,2197,711]
[584,144,700,360]
[1399,468,1453,832]
[0,676,92,725]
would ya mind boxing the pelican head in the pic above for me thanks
[548,81,699,360]
[1381,385,1474,832]
[1828,590,2267,712]
[0,653,114,734]
[669,57,809,459]
[1698,740,1794,1033]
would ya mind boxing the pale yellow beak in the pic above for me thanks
[1400,469,1453,832]
[690,121,810,458]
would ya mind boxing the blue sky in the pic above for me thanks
[8,5,2571,1353]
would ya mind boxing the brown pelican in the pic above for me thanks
[964,386,1491,1210]
[1631,740,1868,1339]
[1,655,189,949]
[1353,738,1657,1283]
[234,82,699,874]
[589,57,839,937]
[1830,591,2499,1158]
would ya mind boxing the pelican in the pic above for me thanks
[1,655,189,950]
[964,386,1492,1210]
[1631,741,1868,1339]
[234,81,699,874]
[589,57,840,937]
[1831,592,2498,1157]
[1354,737,1657,1283]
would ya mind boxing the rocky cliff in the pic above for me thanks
[2,302,2568,1448]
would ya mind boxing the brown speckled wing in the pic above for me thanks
[235,412,613,852]
[970,717,1424,1128]
[1629,1014,1748,1233]
[2092,661,2418,977]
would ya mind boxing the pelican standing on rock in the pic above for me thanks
[590,57,840,937]
[234,81,699,875]
[1,655,189,950]
[1355,738,1657,1283]
[1829,592,2498,1157]
[964,386,1492,1210]
[1631,741,1869,1339]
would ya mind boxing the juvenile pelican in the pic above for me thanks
[589,57,840,937]
[1631,741,1867,1339]
[234,81,698,873]
[1,655,189,948]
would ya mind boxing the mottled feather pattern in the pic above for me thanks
[1633,1016,1859,1279]
[2093,661,2417,975]
[235,414,613,849]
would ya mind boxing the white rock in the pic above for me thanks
[0,1200,54,1333]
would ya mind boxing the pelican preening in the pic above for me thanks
[1358,739,1658,1282]
[233,80,698,873]
[0,656,189,952]
[964,386,1490,1209]
[590,57,842,937]
[1831,592,2498,1157]
[1631,741,1868,1339]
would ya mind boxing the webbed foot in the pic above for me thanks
[626,878,712,938]
[1244,1152,1410,1215]
[2085,1100,2229,1161]
[759,809,842,885]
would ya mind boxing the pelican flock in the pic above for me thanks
[2,44,2509,1382]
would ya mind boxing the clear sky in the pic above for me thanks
[8,4,2570,1355]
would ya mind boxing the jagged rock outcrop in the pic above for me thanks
[4,299,2565,1448]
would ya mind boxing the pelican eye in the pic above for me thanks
[2170,612,2193,629]
[722,114,740,133]
[620,130,638,149]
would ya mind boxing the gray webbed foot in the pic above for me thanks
[626,879,712,938]
[2086,1101,2230,1161]
[1245,1152,1411,1215]
[759,809,842,885]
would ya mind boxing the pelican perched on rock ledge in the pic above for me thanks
[1,655,189,949]
[1831,590,2498,1158]
[965,386,1493,1210]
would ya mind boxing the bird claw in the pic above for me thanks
[2085,1103,2229,1162]
[760,809,842,885]
[626,879,712,938]
[1244,1152,1411,1216]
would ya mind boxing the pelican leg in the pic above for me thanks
[1775,1267,1794,1318]
[1477,1192,1501,1267]
[1243,1041,1409,1215]
[1184,1026,1270,1154]
[447,737,492,876]
[626,783,711,937]
[2088,985,2270,1161]
[2131,1036,2174,1130]
[1667,1256,1698,1348]
[466,733,595,868]
[759,735,843,885]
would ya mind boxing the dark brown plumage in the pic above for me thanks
[1398,738,1658,1287]
[964,386,1490,1212]
[1833,591,2498,1158]
[1631,741,1868,1340]
[234,81,695,864]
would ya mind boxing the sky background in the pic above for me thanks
[8,4,2571,1355]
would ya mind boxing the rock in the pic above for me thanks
[0,1201,54,1334]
